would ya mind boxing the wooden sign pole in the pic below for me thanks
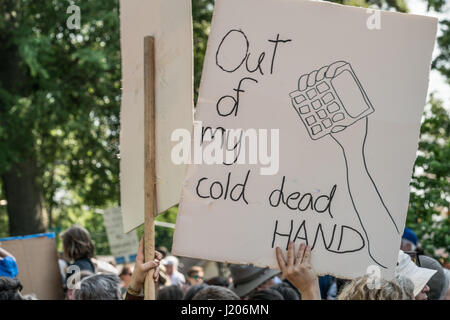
[144,35,156,300]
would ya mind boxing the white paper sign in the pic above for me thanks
[119,0,194,232]
[172,0,437,279]
[103,207,139,263]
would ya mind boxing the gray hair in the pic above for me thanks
[73,273,121,300]
[395,275,415,300]
[192,285,240,300]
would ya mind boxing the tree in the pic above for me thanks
[408,96,449,264]
[0,0,121,235]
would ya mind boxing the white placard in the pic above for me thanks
[172,0,437,279]
[103,207,139,262]
[119,0,194,232]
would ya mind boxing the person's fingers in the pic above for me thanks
[155,251,163,261]
[295,243,306,266]
[325,61,346,78]
[137,237,145,262]
[141,260,159,272]
[316,66,327,82]
[307,70,317,87]
[153,266,160,282]
[301,245,312,264]
[298,74,308,91]
[287,241,295,267]
[275,247,287,274]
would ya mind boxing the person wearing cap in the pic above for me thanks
[229,264,280,299]
[395,250,436,300]
[161,255,185,287]
[0,246,18,279]
[401,227,418,252]
[418,255,449,300]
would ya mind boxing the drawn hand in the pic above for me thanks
[298,61,347,92]
[276,242,321,300]
[129,237,162,293]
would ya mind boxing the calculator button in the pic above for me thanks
[311,99,322,110]
[317,82,330,94]
[322,118,332,128]
[295,95,306,104]
[316,109,327,119]
[298,105,310,114]
[311,125,322,135]
[332,112,345,122]
[327,102,340,113]
[306,115,316,125]
[322,92,334,104]
[306,88,317,99]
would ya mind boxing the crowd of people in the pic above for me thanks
[0,225,448,300]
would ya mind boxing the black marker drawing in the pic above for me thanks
[289,61,400,269]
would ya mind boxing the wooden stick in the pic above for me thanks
[144,35,156,300]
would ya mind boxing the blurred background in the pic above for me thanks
[0,0,447,266]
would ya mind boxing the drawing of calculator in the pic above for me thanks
[289,61,374,140]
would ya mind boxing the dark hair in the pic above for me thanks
[187,266,203,278]
[206,276,229,287]
[0,277,23,300]
[119,265,132,277]
[73,274,121,300]
[248,289,284,300]
[192,285,239,300]
[155,246,168,259]
[157,285,184,300]
[271,283,300,300]
[184,283,208,300]
[61,225,95,261]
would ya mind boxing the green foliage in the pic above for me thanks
[0,0,121,214]
[408,96,449,263]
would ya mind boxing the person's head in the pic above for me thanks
[73,273,121,300]
[418,255,449,300]
[161,256,179,276]
[156,285,183,300]
[119,265,133,288]
[338,275,405,300]
[395,275,415,300]
[401,228,418,252]
[206,276,229,287]
[415,284,430,300]
[192,285,239,300]
[61,225,95,261]
[270,283,300,300]
[444,269,450,300]
[395,250,436,299]
[187,266,204,285]
[229,264,280,298]
[156,246,168,259]
[0,277,23,300]
[247,288,284,300]
[66,270,94,300]
[0,256,18,279]
[183,283,208,300]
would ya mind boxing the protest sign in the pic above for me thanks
[103,207,139,264]
[0,233,64,299]
[172,0,437,279]
[119,0,194,232]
